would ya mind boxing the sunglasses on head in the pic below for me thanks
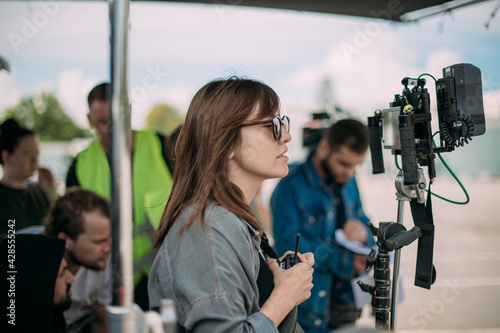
[240,115,290,141]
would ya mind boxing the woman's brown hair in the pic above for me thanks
[154,77,280,248]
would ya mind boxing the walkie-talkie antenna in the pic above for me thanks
[293,233,301,264]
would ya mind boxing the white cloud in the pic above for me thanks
[277,28,499,126]
[33,81,55,95]
[0,70,22,115]
[424,48,464,76]
[277,30,420,118]
[423,50,499,120]
[56,68,100,127]
[484,89,500,119]
[130,85,192,129]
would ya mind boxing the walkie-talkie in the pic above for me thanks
[279,233,301,269]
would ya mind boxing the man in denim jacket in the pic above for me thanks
[271,119,376,332]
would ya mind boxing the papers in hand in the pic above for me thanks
[335,229,373,255]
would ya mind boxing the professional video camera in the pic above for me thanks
[368,63,486,184]
[302,112,332,148]
[360,63,485,330]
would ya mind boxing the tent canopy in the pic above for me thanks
[144,0,471,22]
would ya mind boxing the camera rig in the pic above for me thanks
[368,63,485,184]
[361,63,485,330]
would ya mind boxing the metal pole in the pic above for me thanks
[390,198,406,331]
[109,0,133,308]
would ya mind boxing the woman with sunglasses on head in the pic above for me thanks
[0,118,56,239]
[149,77,314,332]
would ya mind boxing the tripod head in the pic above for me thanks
[369,222,421,253]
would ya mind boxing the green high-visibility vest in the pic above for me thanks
[75,131,173,285]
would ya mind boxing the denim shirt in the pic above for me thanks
[270,150,375,329]
[148,200,278,333]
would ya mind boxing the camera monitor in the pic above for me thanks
[436,63,485,147]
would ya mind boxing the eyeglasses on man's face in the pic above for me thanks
[240,115,290,141]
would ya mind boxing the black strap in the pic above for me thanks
[257,232,277,307]
[260,232,279,259]
[257,253,275,307]
[410,183,436,289]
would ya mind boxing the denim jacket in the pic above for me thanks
[270,150,375,329]
[148,200,278,333]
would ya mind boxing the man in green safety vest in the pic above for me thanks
[66,82,175,310]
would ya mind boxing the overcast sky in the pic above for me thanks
[1,0,499,140]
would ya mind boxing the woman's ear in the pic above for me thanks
[229,151,235,159]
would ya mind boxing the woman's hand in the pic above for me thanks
[270,259,314,306]
[259,253,315,327]
[38,167,57,201]
[278,251,315,267]
[298,252,315,267]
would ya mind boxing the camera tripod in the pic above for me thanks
[358,169,426,330]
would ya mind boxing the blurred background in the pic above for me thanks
[1,0,499,331]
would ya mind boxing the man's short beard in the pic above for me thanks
[68,251,102,271]
[320,157,335,184]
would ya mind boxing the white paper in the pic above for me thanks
[352,274,374,309]
[335,229,373,255]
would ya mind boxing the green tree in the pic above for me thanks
[1,91,91,141]
[144,103,184,136]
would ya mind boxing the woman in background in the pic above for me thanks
[149,77,314,332]
[0,118,56,238]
